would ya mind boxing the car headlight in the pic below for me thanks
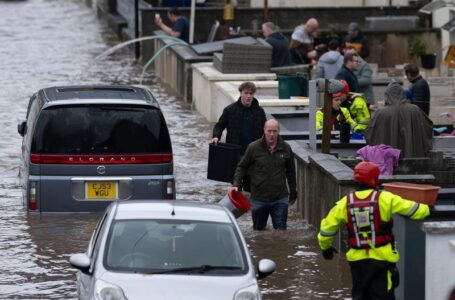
[94,279,128,300]
[233,284,261,300]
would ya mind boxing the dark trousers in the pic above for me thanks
[349,259,398,300]
[250,197,288,230]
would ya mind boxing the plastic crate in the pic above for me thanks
[277,73,308,99]
[382,182,440,205]
[207,143,241,183]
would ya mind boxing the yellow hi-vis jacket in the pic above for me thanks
[316,106,358,131]
[347,93,371,131]
[318,189,430,263]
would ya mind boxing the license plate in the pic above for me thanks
[85,181,118,200]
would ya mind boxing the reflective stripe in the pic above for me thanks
[406,203,420,217]
[370,191,378,246]
[358,120,369,125]
[320,230,337,237]
[349,192,361,248]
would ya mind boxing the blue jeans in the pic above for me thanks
[250,197,288,230]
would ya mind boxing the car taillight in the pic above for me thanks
[30,153,173,164]
[29,181,37,210]
[166,181,174,200]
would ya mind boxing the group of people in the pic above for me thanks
[211,82,296,231]
[150,12,437,299]
[210,79,433,300]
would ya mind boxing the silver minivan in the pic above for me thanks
[18,85,174,212]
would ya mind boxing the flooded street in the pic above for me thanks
[0,0,351,298]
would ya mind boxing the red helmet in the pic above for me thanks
[354,162,380,188]
[332,80,350,98]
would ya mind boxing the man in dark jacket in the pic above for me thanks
[404,63,430,115]
[211,82,267,154]
[336,52,360,93]
[342,22,369,59]
[262,22,293,68]
[230,119,297,230]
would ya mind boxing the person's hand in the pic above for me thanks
[229,186,238,193]
[368,104,378,111]
[321,247,338,260]
[307,50,317,59]
[154,17,163,26]
[211,137,219,144]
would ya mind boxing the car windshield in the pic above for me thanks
[104,219,248,275]
[32,104,171,154]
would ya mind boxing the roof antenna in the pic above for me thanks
[171,200,175,216]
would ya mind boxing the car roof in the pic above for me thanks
[39,85,159,106]
[112,200,234,224]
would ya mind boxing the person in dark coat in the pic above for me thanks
[404,63,430,115]
[364,81,433,158]
[335,52,360,93]
[211,82,267,155]
[231,119,297,230]
[262,22,293,68]
[341,22,369,59]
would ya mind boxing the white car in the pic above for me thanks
[69,200,276,300]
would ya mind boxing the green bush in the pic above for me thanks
[409,37,426,59]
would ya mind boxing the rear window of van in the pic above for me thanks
[31,105,172,154]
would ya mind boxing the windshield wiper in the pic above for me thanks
[148,265,242,274]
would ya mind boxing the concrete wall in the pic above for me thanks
[422,222,455,300]
[191,62,276,120]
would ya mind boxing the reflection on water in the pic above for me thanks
[0,0,351,299]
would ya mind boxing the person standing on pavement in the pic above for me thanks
[231,119,297,230]
[154,8,190,43]
[262,21,293,68]
[318,161,430,300]
[342,22,369,59]
[336,52,360,93]
[404,63,431,115]
[211,82,266,155]
[344,46,376,110]
[337,80,371,132]
[314,39,344,79]
[289,18,319,64]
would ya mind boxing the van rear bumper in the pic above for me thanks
[27,175,175,213]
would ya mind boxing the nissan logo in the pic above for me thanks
[96,165,106,175]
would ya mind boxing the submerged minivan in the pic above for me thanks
[18,85,174,213]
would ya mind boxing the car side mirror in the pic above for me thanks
[256,258,276,280]
[17,121,26,136]
[69,253,91,275]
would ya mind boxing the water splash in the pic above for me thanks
[94,35,188,61]
[93,35,190,84]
